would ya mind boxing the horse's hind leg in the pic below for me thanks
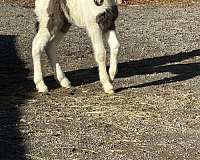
[45,27,71,88]
[32,27,52,92]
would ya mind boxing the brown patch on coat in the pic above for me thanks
[96,5,118,33]
[60,0,71,17]
[46,0,71,35]
[94,0,104,6]
[61,19,71,33]
[46,0,57,34]
[60,0,71,33]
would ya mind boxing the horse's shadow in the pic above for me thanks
[45,49,200,91]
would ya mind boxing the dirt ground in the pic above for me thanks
[0,0,165,8]
[1,2,200,160]
[1,0,200,8]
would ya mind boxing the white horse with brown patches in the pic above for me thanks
[32,0,120,94]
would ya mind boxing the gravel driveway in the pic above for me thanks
[1,3,200,160]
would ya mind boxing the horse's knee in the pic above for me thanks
[32,30,51,54]
[95,51,106,63]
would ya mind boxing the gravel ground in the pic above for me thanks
[1,0,199,8]
[1,3,200,160]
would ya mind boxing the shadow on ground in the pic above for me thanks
[44,49,200,91]
[0,35,199,159]
[0,35,33,160]
[0,37,199,159]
